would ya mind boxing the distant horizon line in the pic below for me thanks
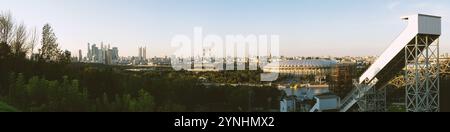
[67,49,450,58]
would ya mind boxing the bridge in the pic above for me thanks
[389,57,448,88]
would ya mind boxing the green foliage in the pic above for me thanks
[2,73,158,112]
[2,38,279,112]
[0,62,280,112]
[4,74,87,111]
[0,101,18,112]
[132,89,155,112]
[195,70,263,84]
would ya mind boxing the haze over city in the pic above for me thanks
[1,0,449,57]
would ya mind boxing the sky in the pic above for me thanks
[1,0,449,57]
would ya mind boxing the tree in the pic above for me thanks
[11,23,29,57]
[0,11,14,44]
[59,50,71,64]
[0,42,11,60]
[8,73,28,108]
[39,23,60,62]
[134,89,155,112]
[28,27,38,58]
[0,11,36,60]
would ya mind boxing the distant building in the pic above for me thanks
[310,93,340,112]
[78,50,82,62]
[279,84,330,112]
[135,46,148,65]
[86,42,120,65]
[112,47,119,63]
[100,42,104,63]
[91,44,99,62]
[138,47,142,60]
[138,46,147,60]
[150,56,171,66]
[143,47,146,60]
[264,59,337,83]
[87,43,91,61]
[329,63,357,98]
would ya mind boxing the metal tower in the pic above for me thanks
[337,14,441,112]
[405,35,440,112]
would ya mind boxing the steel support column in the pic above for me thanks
[405,35,440,112]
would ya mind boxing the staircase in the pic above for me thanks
[339,79,378,112]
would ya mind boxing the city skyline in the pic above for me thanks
[1,0,450,57]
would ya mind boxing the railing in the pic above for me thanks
[309,102,320,112]
[339,78,378,112]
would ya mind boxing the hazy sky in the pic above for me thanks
[1,0,449,57]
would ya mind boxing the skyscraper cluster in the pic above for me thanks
[86,42,119,65]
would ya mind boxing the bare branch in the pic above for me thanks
[0,11,14,44]
[28,27,38,57]
[11,23,29,56]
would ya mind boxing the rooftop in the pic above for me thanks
[266,59,338,68]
